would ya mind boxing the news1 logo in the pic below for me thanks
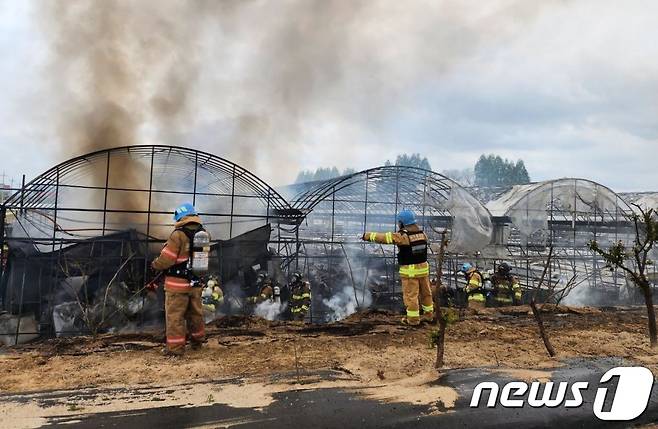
[470,367,654,421]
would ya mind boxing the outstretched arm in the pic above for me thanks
[361,232,406,245]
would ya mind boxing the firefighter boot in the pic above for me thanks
[401,316,421,326]
[421,311,435,323]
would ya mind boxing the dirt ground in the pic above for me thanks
[1,305,657,395]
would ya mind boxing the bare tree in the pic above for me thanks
[59,252,136,337]
[431,230,450,369]
[530,244,600,357]
[529,245,557,357]
[589,205,658,347]
[527,245,579,357]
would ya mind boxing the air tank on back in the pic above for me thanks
[190,229,211,276]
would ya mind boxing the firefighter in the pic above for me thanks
[492,262,522,307]
[247,271,274,305]
[289,271,311,321]
[362,209,433,326]
[151,203,210,356]
[201,275,224,316]
[460,262,485,310]
[482,269,495,308]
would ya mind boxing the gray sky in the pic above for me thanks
[0,0,656,191]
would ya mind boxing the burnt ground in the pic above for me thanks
[1,306,658,428]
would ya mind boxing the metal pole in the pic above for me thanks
[145,148,155,242]
[20,174,25,215]
[592,184,598,290]
[393,168,400,296]
[51,168,60,335]
[0,205,5,261]
[331,186,336,242]
[265,188,271,225]
[229,166,236,238]
[192,151,199,206]
[363,171,369,233]
[295,227,300,271]
[14,256,28,345]
[549,181,554,292]
[102,151,111,236]
[328,185,336,309]
[51,168,60,253]
[0,205,6,309]
[142,148,156,327]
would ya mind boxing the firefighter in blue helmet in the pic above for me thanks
[362,209,433,326]
[151,203,211,356]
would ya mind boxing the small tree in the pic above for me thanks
[59,253,136,337]
[429,230,454,369]
[523,242,583,357]
[589,205,658,347]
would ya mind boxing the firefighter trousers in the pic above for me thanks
[165,288,205,353]
[402,275,433,325]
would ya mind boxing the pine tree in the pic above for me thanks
[474,154,531,187]
[384,153,432,171]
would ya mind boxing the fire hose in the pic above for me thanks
[145,271,164,291]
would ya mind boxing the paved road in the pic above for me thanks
[5,358,658,428]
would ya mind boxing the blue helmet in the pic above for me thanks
[173,203,197,222]
[460,262,473,273]
[397,209,416,226]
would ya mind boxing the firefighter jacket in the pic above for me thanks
[202,285,224,313]
[363,224,429,279]
[465,269,485,303]
[249,284,274,304]
[290,280,311,316]
[493,274,522,305]
[152,215,207,293]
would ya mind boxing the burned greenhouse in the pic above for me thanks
[283,166,493,321]
[0,145,299,341]
[485,179,642,306]
[0,145,653,341]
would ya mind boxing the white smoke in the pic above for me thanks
[254,300,287,321]
[223,282,247,315]
[322,286,373,322]
[558,274,587,307]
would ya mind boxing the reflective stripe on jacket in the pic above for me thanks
[466,270,485,302]
[364,226,430,279]
[495,276,522,302]
[398,262,430,278]
[152,215,206,293]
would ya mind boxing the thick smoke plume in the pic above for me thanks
[40,0,561,186]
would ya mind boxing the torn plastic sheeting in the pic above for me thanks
[52,302,83,337]
[0,313,40,346]
[425,185,493,253]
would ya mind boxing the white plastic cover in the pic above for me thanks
[634,194,658,212]
[424,182,493,253]
[487,179,628,238]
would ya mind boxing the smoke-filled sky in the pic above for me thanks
[0,0,656,191]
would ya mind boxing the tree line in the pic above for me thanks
[295,153,530,187]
